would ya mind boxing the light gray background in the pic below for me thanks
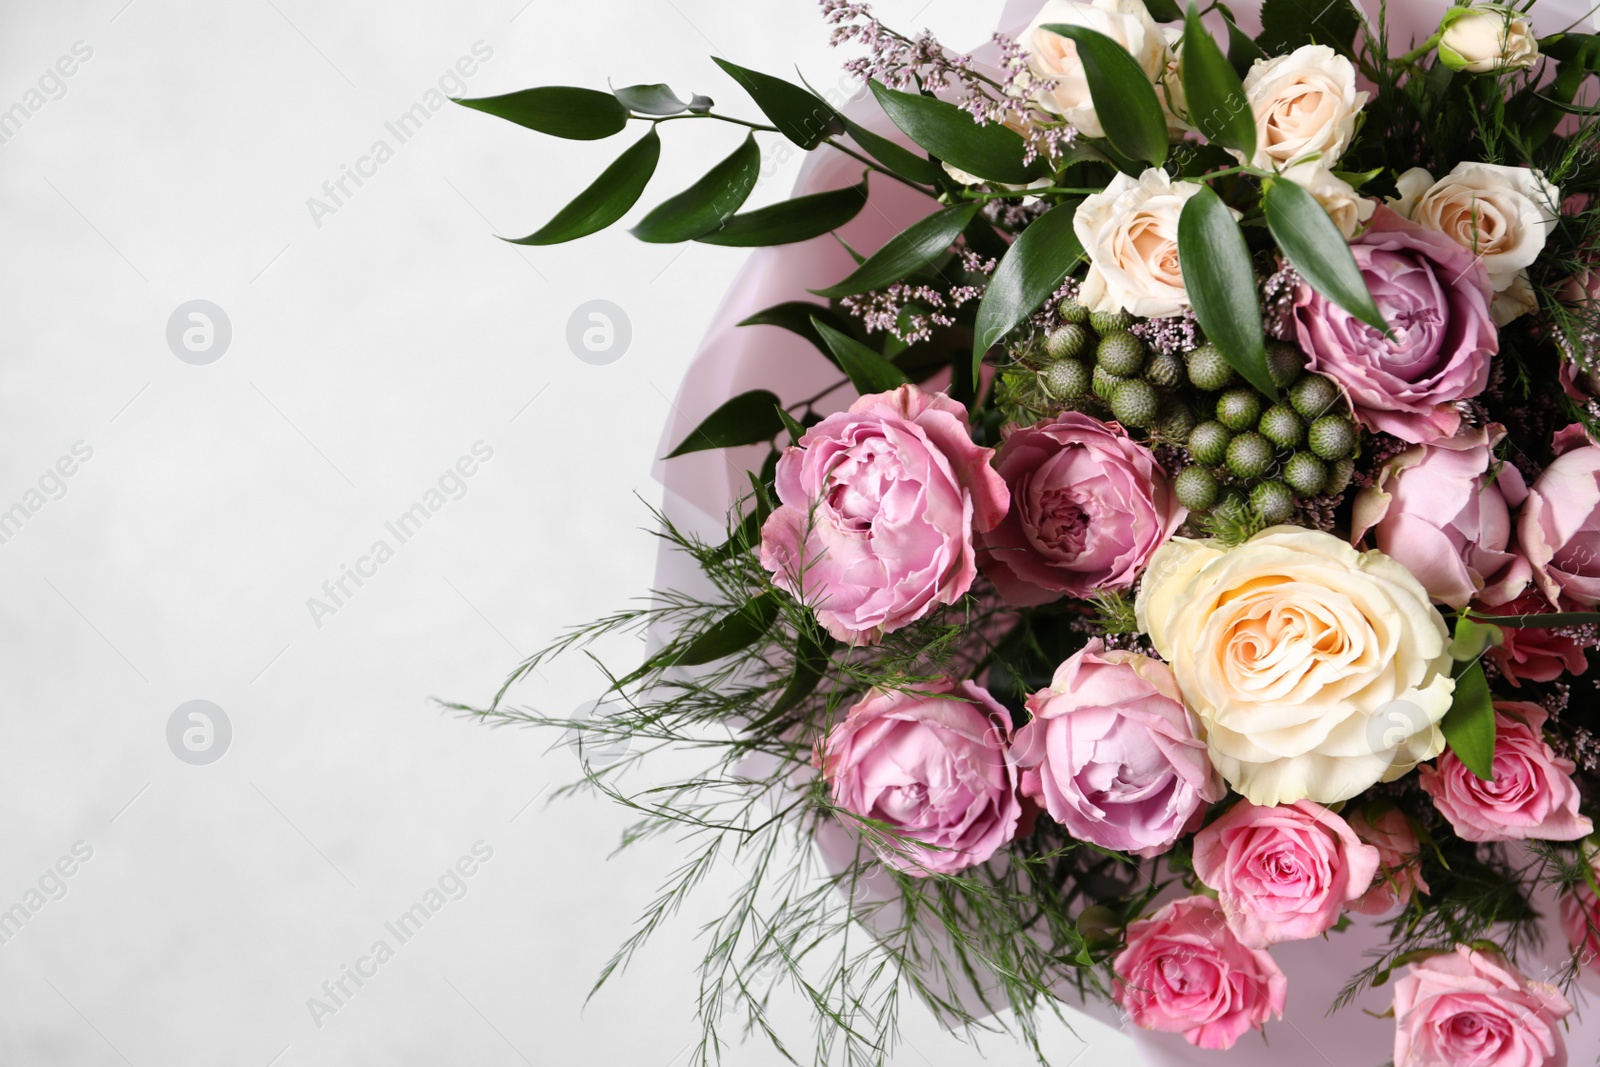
[0,1,1130,1064]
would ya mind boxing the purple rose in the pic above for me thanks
[1293,208,1497,443]
[760,385,1009,644]
[978,412,1184,605]
[1013,640,1222,857]
[821,680,1022,876]
[1351,424,1530,608]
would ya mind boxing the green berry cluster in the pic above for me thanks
[1174,341,1359,523]
[1041,298,1200,440]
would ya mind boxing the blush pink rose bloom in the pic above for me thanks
[1520,424,1600,608]
[978,412,1183,606]
[1419,702,1593,844]
[1112,894,1287,1051]
[1352,424,1530,609]
[1192,798,1379,948]
[1393,946,1573,1067]
[1477,590,1591,688]
[1558,857,1600,973]
[821,680,1021,876]
[760,385,1009,644]
[1293,208,1497,444]
[1346,806,1429,915]
[1012,639,1222,857]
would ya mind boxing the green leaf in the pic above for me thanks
[971,200,1085,382]
[631,135,761,243]
[1039,24,1169,165]
[765,628,832,719]
[611,83,691,115]
[839,114,944,185]
[696,181,869,247]
[505,128,661,245]
[1178,184,1274,396]
[736,301,860,365]
[712,58,842,149]
[1141,0,1184,20]
[1219,4,1268,77]
[455,86,628,140]
[811,203,981,298]
[1257,0,1361,56]
[1441,660,1496,781]
[775,405,807,445]
[869,81,1043,185]
[671,593,781,666]
[711,472,775,561]
[1467,610,1600,629]
[663,389,785,458]
[1181,5,1256,160]
[1262,177,1389,336]
[1449,617,1505,662]
[811,317,910,395]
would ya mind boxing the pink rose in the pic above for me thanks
[1419,702,1593,843]
[1477,591,1591,687]
[1293,208,1497,444]
[820,680,1021,876]
[1192,799,1379,947]
[1393,946,1572,1067]
[1558,858,1600,973]
[1012,640,1222,857]
[1112,895,1287,1051]
[1346,806,1429,915]
[977,412,1183,606]
[760,385,1009,644]
[1520,425,1600,608]
[1351,424,1530,608]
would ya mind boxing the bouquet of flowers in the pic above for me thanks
[453,0,1600,1062]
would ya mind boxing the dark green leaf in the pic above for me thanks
[687,94,714,113]
[1441,660,1496,781]
[775,405,807,445]
[1039,24,1169,165]
[840,114,944,185]
[612,83,691,115]
[972,200,1084,382]
[811,317,910,395]
[1262,177,1389,335]
[811,203,981,298]
[1181,5,1257,160]
[869,81,1043,185]
[1141,0,1184,20]
[712,58,842,149]
[1257,0,1361,56]
[505,128,660,245]
[631,135,761,243]
[671,593,781,666]
[766,628,832,719]
[1449,617,1505,661]
[1468,610,1600,628]
[711,473,775,561]
[455,86,628,140]
[697,182,869,247]
[664,389,785,458]
[1219,4,1268,77]
[1179,184,1274,396]
[736,301,859,365]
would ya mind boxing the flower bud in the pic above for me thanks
[1438,5,1538,73]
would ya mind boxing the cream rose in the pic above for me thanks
[1136,527,1455,806]
[1299,166,1375,238]
[1399,162,1560,294]
[1439,5,1539,73]
[1076,168,1221,318]
[1236,45,1368,176]
[1018,0,1168,138]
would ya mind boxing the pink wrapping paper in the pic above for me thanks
[648,1,1600,1061]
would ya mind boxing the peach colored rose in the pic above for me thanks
[1346,806,1429,915]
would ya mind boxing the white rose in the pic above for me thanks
[1135,527,1455,806]
[1492,269,1537,326]
[1388,166,1436,219]
[1019,0,1168,138]
[1439,6,1539,73]
[1237,45,1369,176]
[1075,167,1221,318]
[1295,166,1375,238]
[1410,161,1560,292]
